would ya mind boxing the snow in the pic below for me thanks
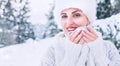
[0,0,120,65]
[28,0,54,25]
[0,28,2,32]
[0,38,53,66]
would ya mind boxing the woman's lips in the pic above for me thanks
[67,27,77,32]
[66,26,87,36]
[66,26,87,33]
[66,27,77,36]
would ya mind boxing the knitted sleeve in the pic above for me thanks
[87,36,110,66]
[40,46,55,66]
[105,41,120,66]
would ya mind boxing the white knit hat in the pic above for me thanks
[54,0,97,26]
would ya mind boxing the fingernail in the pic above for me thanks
[81,31,84,34]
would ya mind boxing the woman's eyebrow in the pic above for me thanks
[61,13,66,15]
[60,9,82,15]
[72,10,82,14]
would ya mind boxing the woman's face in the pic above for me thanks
[60,8,90,34]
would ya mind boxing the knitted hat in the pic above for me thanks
[54,0,97,26]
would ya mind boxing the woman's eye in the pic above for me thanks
[73,13,81,17]
[61,15,67,18]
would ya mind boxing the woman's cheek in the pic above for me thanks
[75,18,89,26]
[61,22,67,33]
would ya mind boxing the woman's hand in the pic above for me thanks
[68,26,98,44]
[68,28,83,44]
[82,26,98,43]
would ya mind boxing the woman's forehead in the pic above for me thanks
[61,8,82,14]
[61,8,82,13]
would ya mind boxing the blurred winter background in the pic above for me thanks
[0,0,120,65]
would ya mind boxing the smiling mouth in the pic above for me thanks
[67,27,77,32]
[67,26,87,32]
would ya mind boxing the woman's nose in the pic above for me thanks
[66,17,74,26]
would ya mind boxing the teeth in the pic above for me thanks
[67,28,76,31]
[66,26,87,37]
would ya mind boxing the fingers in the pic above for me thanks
[70,31,86,44]
[82,31,98,42]
[83,31,94,41]
[79,38,85,44]
[69,28,81,42]
[74,32,82,44]
[82,26,98,43]
[70,30,85,44]
[68,26,98,44]
[85,29,97,39]
[87,26,97,35]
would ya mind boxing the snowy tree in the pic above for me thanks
[33,24,46,40]
[93,13,120,52]
[97,0,120,19]
[96,0,120,52]
[0,0,18,47]
[34,3,62,39]
[0,0,35,47]
[113,0,120,14]
[97,0,114,19]
[43,4,62,38]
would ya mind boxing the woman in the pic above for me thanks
[40,0,120,66]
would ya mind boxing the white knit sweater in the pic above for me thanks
[40,32,120,66]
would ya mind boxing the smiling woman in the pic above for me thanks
[40,0,120,66]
